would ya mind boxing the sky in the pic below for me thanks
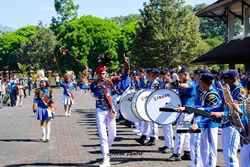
[0,0,216,29]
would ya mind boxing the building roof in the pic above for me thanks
[196,0,246,18]
[192,37,250,64]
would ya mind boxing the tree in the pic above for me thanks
[117,21,137,63]
[17,63,30,76]
[108,14,140,27]
[0,32,28,71]
[51,0,79,34]
[15,25,38,39]
[57,15,121,71]
[132,0,208,68]
[204,37,224,50]
[20,24,57,70]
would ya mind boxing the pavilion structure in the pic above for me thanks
[192,0,250,71]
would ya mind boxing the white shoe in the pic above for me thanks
[68,112,71,117]
[99,160,110,167]
[42,135,46,142]
[65,112,68,116]
[132,129,140,133]
[136,132,142,136]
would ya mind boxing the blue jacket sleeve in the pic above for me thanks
[197,118,210,128]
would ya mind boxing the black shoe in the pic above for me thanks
[135,135,146,145]
[144,137,155,146]
[160,147,173,154]
[165,154,181,161]
[116,117,123,122]
[181,151,191,160]
[124,120,133,127]
[158,146,167,152]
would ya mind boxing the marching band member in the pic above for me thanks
[158,68,174,153]
[166,67,196,161]
[139,69,148,89]
[130,71,141,133]
[211,70,247,167]
[60,75,74,117]
[130,71,140,90]
[190,73,223,167]
[80,70,89,94]
[135,69,148,136]
[90,65,116,167]
[135,68,160,146]
[114,57,131,123]
[189,68,210,167]
[240,98,250,167]
[145,68,161,145]
[33,77,55,142]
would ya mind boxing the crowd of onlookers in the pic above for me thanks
[0,74,33,108]
[0,70,92,109]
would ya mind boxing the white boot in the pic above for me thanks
[42,127,46,142]
[68,112,71,117]
[65,112,68,116]
[46,126,50,141]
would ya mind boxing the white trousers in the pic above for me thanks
[200,127,218,167]
[142,121,158,138]
[222,126,240,167]
[16,95,24,106]
[240,144,250,167]
[139,121,144,133]
[96,108,117,160]
[134,121,140,130]
[190,116,202,167]
[163,124,174,148]
[142,121,150,136]
[174,113,193,155]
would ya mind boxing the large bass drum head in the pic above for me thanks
[146,89,181,125]
[132,89,154,122]
[120,91,140,122]
[131,89,144,121]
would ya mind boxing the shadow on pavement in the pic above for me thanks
[5,163,97,167]
[82,143,140,148]
[0,139,42,142]
[88,149,159,155]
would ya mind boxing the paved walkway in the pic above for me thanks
[0,89,236,166]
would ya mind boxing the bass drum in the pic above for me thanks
[120,87,134,102]
[118,87,134,109]
[120,90,141,122]
[131,89,154,122]
[145,89,181,125]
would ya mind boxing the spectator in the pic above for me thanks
[16,79,25,107]
[55,74,60,89]
[28,74,33,96]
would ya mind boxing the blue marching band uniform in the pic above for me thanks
[108,66,250,167]
[41,62,250,167]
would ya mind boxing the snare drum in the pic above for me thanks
[145,89,181,125]
[120,90,141,122]
[131,89,154,122]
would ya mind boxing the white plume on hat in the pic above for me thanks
[40,77,48,81]
[37,69,45,78]
[37,69,48,81]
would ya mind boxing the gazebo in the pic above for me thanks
[192,0,250,71]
